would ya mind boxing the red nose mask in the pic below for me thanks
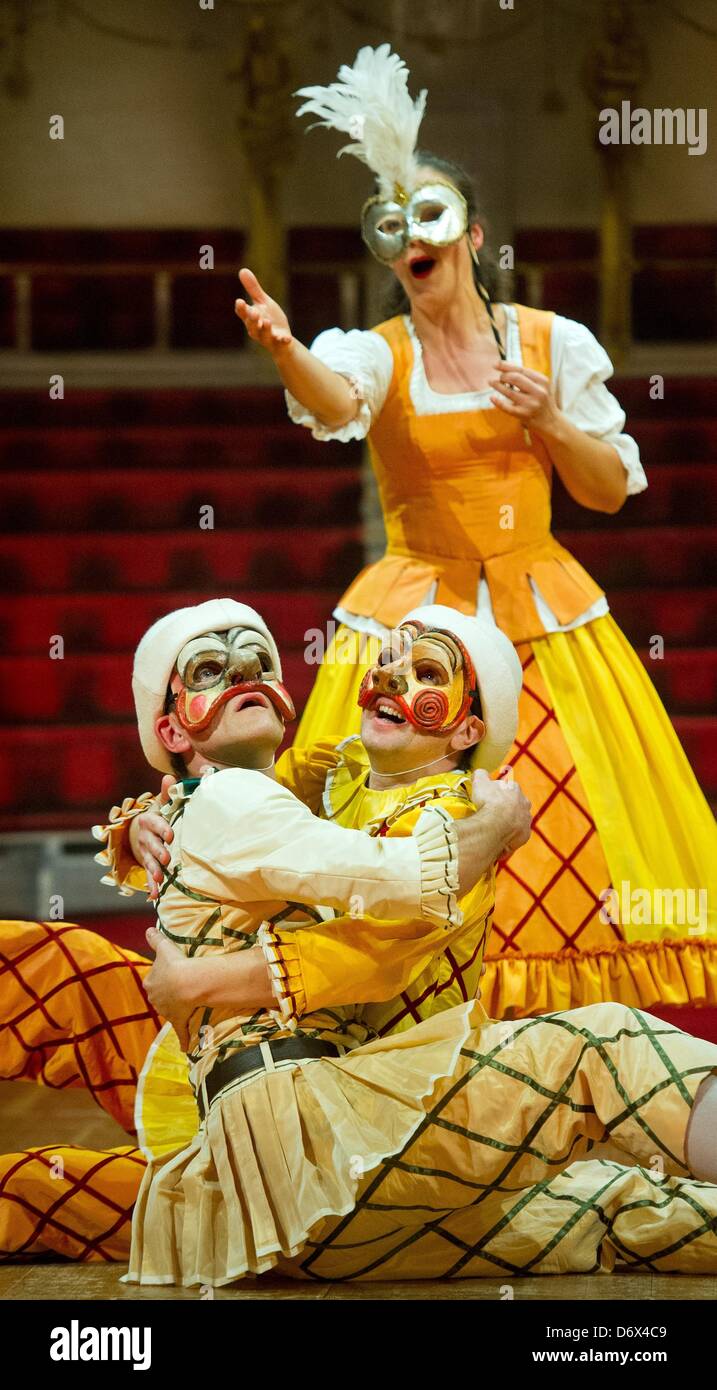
[176,678,295,734]
[173,627,296,733]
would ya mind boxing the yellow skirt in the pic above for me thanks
[295,616,717,1016]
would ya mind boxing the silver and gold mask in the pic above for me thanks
[361,181,468,264]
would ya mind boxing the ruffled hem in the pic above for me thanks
[482,937,717,1019]
[124,996,482,1287]
[257,921,306,1027]
[336,540,605,645]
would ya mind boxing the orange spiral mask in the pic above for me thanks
[357,619,479,735]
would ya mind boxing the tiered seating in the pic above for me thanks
[514,227,717,341]
[0,591,332,655]
[1,379,716,830]
[551,379,717,812]
[0,388,361,826]
[1,527,362,593]
[0,226,365,355]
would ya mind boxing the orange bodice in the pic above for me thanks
[338,304,605,642]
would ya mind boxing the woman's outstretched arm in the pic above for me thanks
[235,266,359,430]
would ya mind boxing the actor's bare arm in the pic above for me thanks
[143,928,274,1032]
[234,267,359,431]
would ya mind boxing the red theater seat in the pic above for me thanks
[0,381,716,830]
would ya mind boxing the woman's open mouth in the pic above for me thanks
[409,256,436,280]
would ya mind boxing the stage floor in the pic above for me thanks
[1,1265,714,1301]
[2,1080,715,1302]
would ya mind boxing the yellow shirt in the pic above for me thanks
[94,746,473,1085]
[265,735,495,1036]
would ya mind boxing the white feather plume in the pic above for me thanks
[294,44,427,199]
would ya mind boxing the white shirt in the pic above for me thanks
[285,308,647,636]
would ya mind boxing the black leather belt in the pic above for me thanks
[196,1036,341,1119]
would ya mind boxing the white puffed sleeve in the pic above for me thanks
[182,768,461,926]
[284,327,394,442]
[551,316,647,495]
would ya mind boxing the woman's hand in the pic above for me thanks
[490,360,628,511]
[144,927,195,1049]
[129,775,175,899]
[234,267,293,356]
[488,361,563,435]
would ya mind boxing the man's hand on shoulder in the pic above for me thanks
[471,769,532,856]
[454,769,532,895]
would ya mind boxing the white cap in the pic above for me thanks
[132,598,282,774]
[400,604,523,772]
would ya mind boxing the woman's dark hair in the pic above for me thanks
[378,147,507,320]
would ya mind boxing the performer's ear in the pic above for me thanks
[469,221,484,253]
[450,713,485,757]
[155,713,193,762]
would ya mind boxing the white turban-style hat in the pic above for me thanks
[400,604,523,772]
[132,598,282,774]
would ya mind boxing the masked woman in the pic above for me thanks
[233,45,717,1020]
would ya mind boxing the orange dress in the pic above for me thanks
[339,306,604,636]
[294,306,717,1016]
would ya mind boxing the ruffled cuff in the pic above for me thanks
[283,380,372,442]
[612,435,648,496]
[91,793,157,897]
[413,804,463,929]
[257,922,306,1030]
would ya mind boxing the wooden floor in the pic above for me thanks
[2,1263,716,1301]
[2,1080,715,1302]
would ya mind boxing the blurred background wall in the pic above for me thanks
[1,0,715,229]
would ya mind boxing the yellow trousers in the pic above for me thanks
[4,925,717,1277]
[127,1000,717,1284]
